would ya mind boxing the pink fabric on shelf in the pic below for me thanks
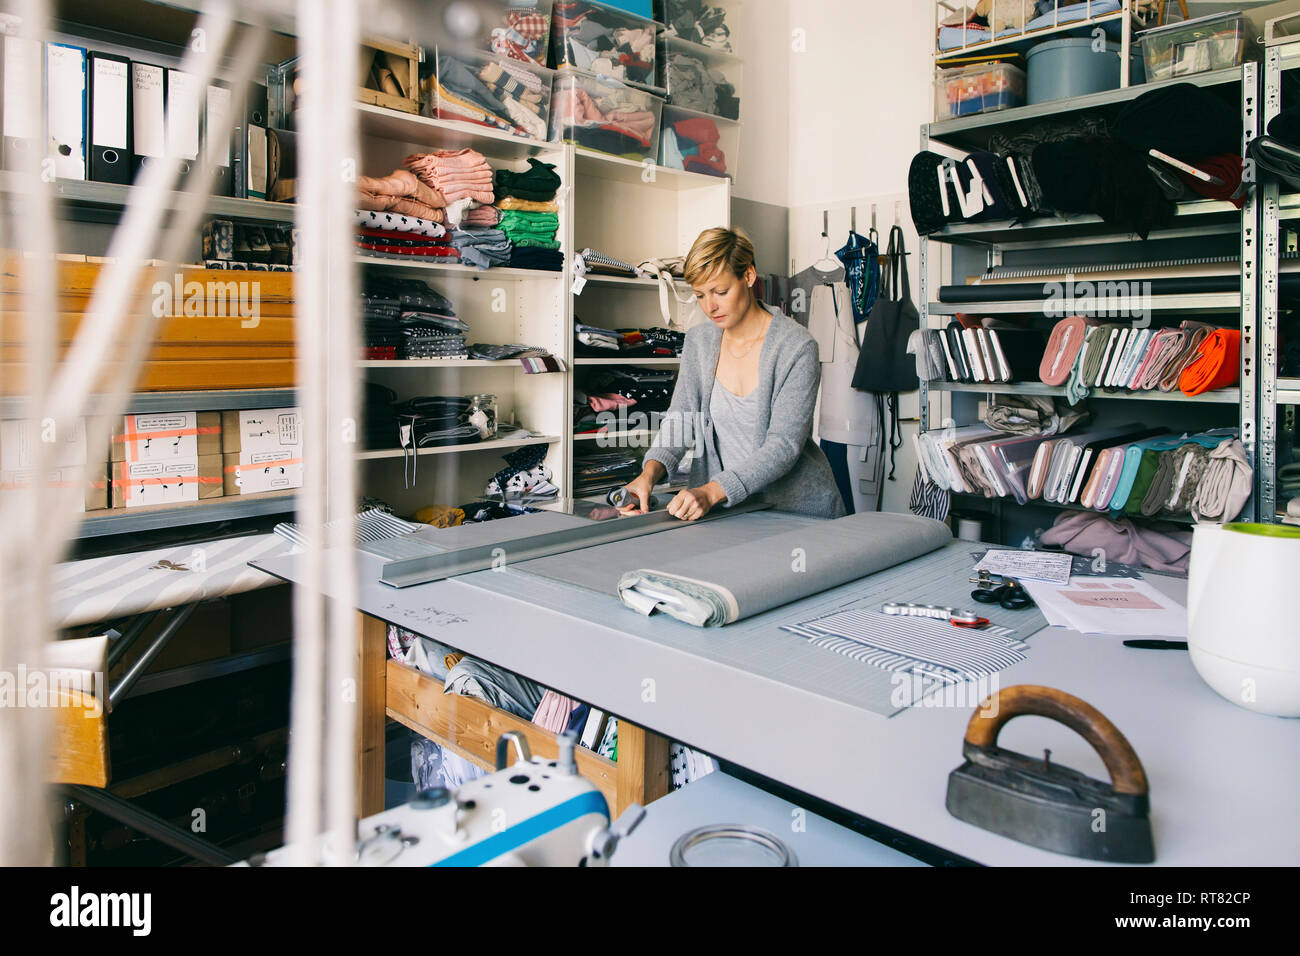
[1038,511,1193,574]
[356,193,446,222]
[463,205,501,226]
[531,690,578,734]
[357,168,446,207]
[405,149,496,205]
[589,393,636,412]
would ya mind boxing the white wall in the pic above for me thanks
[784,0,941,514]
[730,0,792,205]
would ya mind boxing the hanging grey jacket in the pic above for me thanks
[644,305,846,519]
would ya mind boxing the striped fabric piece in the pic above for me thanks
[909,465,951,522]
[576,249,639,276]
[783,608,1027,685]
[274,508,424,549]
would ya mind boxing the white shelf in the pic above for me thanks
[573,429,654,442]
[355,254,562,281]
[574,357,681,366]
[356,434,559,461]
[355,359,521,368]
[930,380,1240,404]
[0,172,295,223]
[580,274,680,288]
[356,103,557,160]
[573,149,727,190]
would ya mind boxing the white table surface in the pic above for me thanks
[253,545,1300,867]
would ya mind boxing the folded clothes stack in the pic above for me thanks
[405,148,495,229]
[461,205,501,228]
[574,322,684,358]
[360,300,401,360]
[401,314,470,360]
[448,227,513,269]
[573,387,636,434]
[362,277,466,359]
[498,210,561,249]
[357,168,447,221]
[485,443,558,499]
[355,194,459,260]
[573,450,642,496]
[424,53,549,140]
[494,158,564,268]
[582,366,676,413]
[552,1,656,86]
[662,116,727,177]
[663,0,734,52]
[665,53,739,119]
[393,396,482,448]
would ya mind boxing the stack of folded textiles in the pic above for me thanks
[355,204,458,261]
[495,158,565,270]
[574,322,684,357]
[662,116,728,177]
[573,450,642,496]
[357,168,447,221]
[1035,316,1241,401]
[362,277,466,359]
[574,248,639,276]
[449,227,513,269]
[573,387,637,434]
[406,148,495,227]
[424,53,549,140]
[551,77,658,158]
[360,299,401,360]
[393,396,482,448]
[582,366,676,412]
[362,383,399,450]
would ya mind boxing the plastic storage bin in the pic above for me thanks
[423,48,553,141]
[660,36,741,120]
[479,0,555,67]
[935,61,1025,120]
[551,0,658,89]
[656,0,741,54]
[1139,12,1253,81]
[550,68,662,163]
[660,105,737,178]
[1026,37,1144,104]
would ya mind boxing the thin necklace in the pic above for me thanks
[724,313,769,359]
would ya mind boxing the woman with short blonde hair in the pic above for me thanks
[620,227,844,521]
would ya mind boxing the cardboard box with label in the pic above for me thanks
[0,460,109,512]
[112,454,223,508]
[1,416,90,470]
[221,407,303,495]
[111,411,222,462]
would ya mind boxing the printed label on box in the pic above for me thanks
[120,412,200,462]
[118,460,202,507]
[238,408,301,456]
[231,449,303,494]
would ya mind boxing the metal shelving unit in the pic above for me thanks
[918,60,1262,535]
[76,489,298,538]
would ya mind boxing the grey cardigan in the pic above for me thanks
[644,306,846,519]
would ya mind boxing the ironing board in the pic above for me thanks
[252,529,1300,866]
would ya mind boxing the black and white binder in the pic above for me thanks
[87,51,131,184]
[204,79,233,196]
[46,43,87,180]
[165,66,199,176]
[130,60,165,177]
[2,35,41,171]
[236,81,267,200]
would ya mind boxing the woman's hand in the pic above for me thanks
[667,483,725,521]
[617,470,660,514]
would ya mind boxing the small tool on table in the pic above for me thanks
[881,602,990,629]
[1123,639,1188,650]
[970,571,1035,610]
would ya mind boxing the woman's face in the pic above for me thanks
[693,265,757,331]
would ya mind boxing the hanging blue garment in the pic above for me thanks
[835,230,881,325]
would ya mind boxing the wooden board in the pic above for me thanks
[48,688,110,788]
[357,613,387,818]
[0,359,295,393]
[385,659,622,810]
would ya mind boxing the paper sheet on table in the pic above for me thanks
[974,549,1073,585]
[1022,577,1187,638]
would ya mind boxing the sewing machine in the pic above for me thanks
[242,731,644,867]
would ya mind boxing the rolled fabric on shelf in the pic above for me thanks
[1179,328,1241,396]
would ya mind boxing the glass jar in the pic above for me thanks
[468,393,498,439]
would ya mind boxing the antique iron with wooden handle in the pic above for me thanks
[945,684,1154,863]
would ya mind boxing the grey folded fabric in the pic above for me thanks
[1191,438,1253,522]
[443,656,545,720]
[1165,443,1210,515]
[983,395,1089,437]
[617,512,953,627]
[1158,321,1213,392]
[1141,447,1181,516]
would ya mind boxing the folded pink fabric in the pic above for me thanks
[589,393,636,412]
[405,149,495,205]
[357,168,445,207]
[356,193,446,222]
[463,205,500,226]
[1039,511,1192,574]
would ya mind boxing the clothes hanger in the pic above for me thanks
[811,209,841,274]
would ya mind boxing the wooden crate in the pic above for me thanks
[358,36,420,115]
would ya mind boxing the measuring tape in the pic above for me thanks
[881,602,990,629]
